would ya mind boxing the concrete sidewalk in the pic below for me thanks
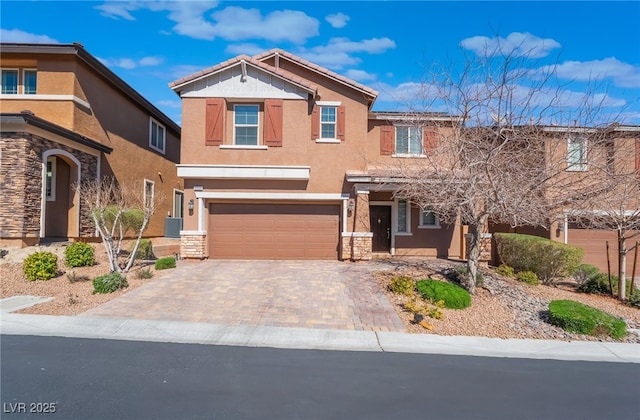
[2,297,638,364]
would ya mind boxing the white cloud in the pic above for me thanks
[534,58,640,89]
[99,56,164,70]
[460,32,561,58]
[325,12,349,28]
[299,37,396,69]
[210,7,319,44]
[345,69,377,82]
[225,43,265,56]
[0,28,58,43]
[96,2,319,43]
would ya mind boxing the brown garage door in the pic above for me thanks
[567,226,637,274]
[209,203,340,259]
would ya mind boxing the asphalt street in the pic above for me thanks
[2,335,639,420]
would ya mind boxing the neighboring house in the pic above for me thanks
[170,49,464,261]
[490,125,640,274]
[0,43,182,248]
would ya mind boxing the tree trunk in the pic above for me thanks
[618,233,627,301]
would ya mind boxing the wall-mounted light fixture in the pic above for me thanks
[347,198,355,214]
[188,199,194,216]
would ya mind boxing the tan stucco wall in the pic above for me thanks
[1,50,183,238]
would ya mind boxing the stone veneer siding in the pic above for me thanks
[0,133,99,241]
[180,232,207,259]
[341,233,373,261]
[465,233,492,266]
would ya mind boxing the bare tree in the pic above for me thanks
[78,176,160,273]
[379,42,617,294]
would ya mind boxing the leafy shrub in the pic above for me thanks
[577,272,613,294]
[548,300,626,339]
[628,289,640,309]
[135,267,154,279]
[23,252,58,281]
[416,279,471,309]
[96,206,145,235]
[495,264,515,277]
[515,271,540,285]
[573,264,601,287]
[64,242,95,267]
[448,265,483,287]
[154,257,176,270]
[494,233,584,285]
[389,276,415,295]
[92,273,128,294]
[135,239,154,260]
[67,271,90,283]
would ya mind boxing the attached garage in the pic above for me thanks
[566,225,637,274]
[208,203,340,259]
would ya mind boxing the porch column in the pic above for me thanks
[341,190,372,261]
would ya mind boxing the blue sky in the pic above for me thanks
[2,1,639,126]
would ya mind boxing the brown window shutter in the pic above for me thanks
[337,106,346,141]
[264,99,283,147]
[205,98,224,146]
[423,127,438,154]
[380,125,394,155]
[311,106,319,140]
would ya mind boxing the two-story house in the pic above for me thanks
[0,43,182,248]
[170,49,464,261]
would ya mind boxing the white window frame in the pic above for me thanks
[315,101,341,143]
[567,137,588,171]
[394,199,412,236]
[393,125,423,156]
[46,157,57,201]
[1,68,19,94]
[233,104,260,146]
[23,69,37,95]
[144,179,155,209]
[149,117,166,154]
[418,208,441,229]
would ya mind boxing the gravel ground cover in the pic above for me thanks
[371,258,640,343]
[0,241,169,316]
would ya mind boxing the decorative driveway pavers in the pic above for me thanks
[81,260,406,332]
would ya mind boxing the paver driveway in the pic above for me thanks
[82,260,406,332]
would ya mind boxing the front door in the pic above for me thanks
[370,206,391,252]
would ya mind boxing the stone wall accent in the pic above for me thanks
[0,133,99,242]
[465,233,492,266]
[180,232,207,259]
[341,233,373,261]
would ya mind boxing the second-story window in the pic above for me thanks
[149,118,166,154]
[24,69,37,94]
[396,126,423,155]
[567,137,587,171]
[234,104,259,145]
[320,106,337,139]
[1,69,18,94]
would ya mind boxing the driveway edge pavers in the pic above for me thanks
[1,313,638,364]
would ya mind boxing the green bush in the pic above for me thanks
[135,239,154,260]
[515,270,540,285]
[96,206,145,235]
[548,300,626,339]
[495,264,515,277]
[416,279,471,309]
[494,233,584,285]
[92,273,128,294]
[628,289,640,309]
[448,265,483,287]
[64,242,95,267]
[573,264,601,286]
[388,276,415,295]
[23,251,58,281]
[135,267,154,280]
[154,257,176,270]
[577,272,613,294]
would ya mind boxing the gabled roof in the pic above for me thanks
[253,49,379,101]
[0,43,180,135]
[1,111,113,153]
[168,54,318,94]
